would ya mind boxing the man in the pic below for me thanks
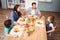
[27,2,41,15]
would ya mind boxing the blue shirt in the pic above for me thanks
[10,11,22,22]
[4,27,10,36]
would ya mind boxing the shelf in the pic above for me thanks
[7,0,25,9]
[8,4,14,8]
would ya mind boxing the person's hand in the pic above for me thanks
[14,21,18,25]
[47,31,50,33]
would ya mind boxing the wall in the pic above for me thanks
[38,0,60,12]
[1,0,60,12]
[1,0,7,9]
[0,0,2,8]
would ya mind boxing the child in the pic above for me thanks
[46,16,56,36]
[22,11,28,18]
[4,19,12,36]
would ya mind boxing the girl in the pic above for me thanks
[46,16,56,36]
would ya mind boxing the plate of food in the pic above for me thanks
[35,20,44,28]
[9,26,23,37]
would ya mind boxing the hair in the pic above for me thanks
[32,2,36,6]
[48,16,55,23]
[13,4,22,19]
[13,4,20,12]
[4,19,12,28]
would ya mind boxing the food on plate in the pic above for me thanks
[19,18,25,22]
[28,17,36,24]
[37,22,42,24]
[27,19,30,23]
[24,23,30,28]
[14,28,20,32]
[29,26,34,32]
[22,27,26,31]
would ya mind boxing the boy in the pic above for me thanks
[4,19,12,36]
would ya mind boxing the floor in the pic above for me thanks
[0,8,60,40]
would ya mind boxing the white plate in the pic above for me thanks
[10,26,23,37]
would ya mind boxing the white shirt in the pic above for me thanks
[31,9,35,15]
[49,23,53,27]
[27,7,40,15]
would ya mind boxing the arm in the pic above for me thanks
[36,8,41,16]
[10,11,19,26]
[37,8,40,13]
[47,26,55,33]
[10,11,15,22]
[47,23,55,33]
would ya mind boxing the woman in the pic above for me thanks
[10,4,22,22]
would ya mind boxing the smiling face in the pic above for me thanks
[47,16,55,23]
[13,5,22,12]
[22,11,27,18]
[32,4,36,9]
[47,17,51,22]
[32,2,36,9]
[17,6,21,12]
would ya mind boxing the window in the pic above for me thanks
[39,0,52,2]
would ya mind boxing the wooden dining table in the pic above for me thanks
[4,16,47,40]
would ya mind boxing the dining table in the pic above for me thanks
[4,15,47,40]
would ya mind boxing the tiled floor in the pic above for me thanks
[0,8,60,40]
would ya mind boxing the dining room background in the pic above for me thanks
[0,0,60,40]
[0,0,60,12]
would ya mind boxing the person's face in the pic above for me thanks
[17,6,21,12]
[47,17,51,22]
[32,4,36,9]
[22,12,27,18]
